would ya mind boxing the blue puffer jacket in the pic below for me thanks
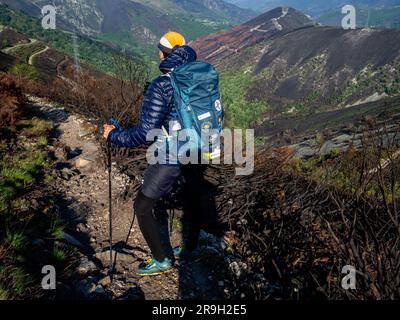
[107,45,197,149]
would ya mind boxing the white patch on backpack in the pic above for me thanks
[171,121,182,131]
[198,112,211,121]
[214,99,222,112]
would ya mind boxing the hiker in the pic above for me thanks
[103,32,214,276]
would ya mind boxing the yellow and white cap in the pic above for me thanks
[158,31,186,54]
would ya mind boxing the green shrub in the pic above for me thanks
[0,68,69,300]
[37,136,48,146]
[52,245,66,262]
[51,219,64,241]
[17,117,52,137]
[1,168,34,188]
[0,286,8,300]
[5,232,26,251]
[220,72,268,129]
[10,64,38,81]
[0,266,33,297]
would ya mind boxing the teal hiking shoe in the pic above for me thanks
[173,231,210,259]
[173,245,202,262]
[173,245,185,258]
[137,257,173,276]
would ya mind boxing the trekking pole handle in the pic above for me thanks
[109,117,122,130]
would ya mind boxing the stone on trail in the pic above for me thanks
[94,285,106,294]
[77,258,97,274]
[54,146,70,161]
[98,276,112,287]
[78,129,90,139]
[75,278,97,298]
[62,232,84,248]
[95,250,136,266]
[75,157,92,169]
[68,148,81,159]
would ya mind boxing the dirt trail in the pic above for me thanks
[28,46,49,65]
[32,97,232,300]
[3,38,49,65]
[3,38,38,54]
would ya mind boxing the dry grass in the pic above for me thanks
[0,72,26,132]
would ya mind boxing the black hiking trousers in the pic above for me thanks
[134,163,205,262]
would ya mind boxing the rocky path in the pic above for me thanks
[32,97,233,300]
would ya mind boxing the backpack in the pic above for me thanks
[170,61,224,162]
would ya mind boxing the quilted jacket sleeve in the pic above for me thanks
[107,76,171,148]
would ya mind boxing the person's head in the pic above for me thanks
[158,31,186,60]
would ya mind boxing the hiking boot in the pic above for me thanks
[173,245,185,258]
[173,246,202,262]
[137,257,173,276]
[173,231,210,259]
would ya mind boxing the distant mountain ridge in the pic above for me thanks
[0,0,256,57]
[191,7,315,66]
[318,5,400,28]
[226,0,400,16]
[191,7,400,115]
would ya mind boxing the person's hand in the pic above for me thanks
[103,124,116,140]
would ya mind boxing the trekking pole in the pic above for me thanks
[107,118,122,278]
[107,140,113,278]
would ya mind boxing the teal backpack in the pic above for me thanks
[170,61,224,162]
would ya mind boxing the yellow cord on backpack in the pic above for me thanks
[202,148,221,161]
